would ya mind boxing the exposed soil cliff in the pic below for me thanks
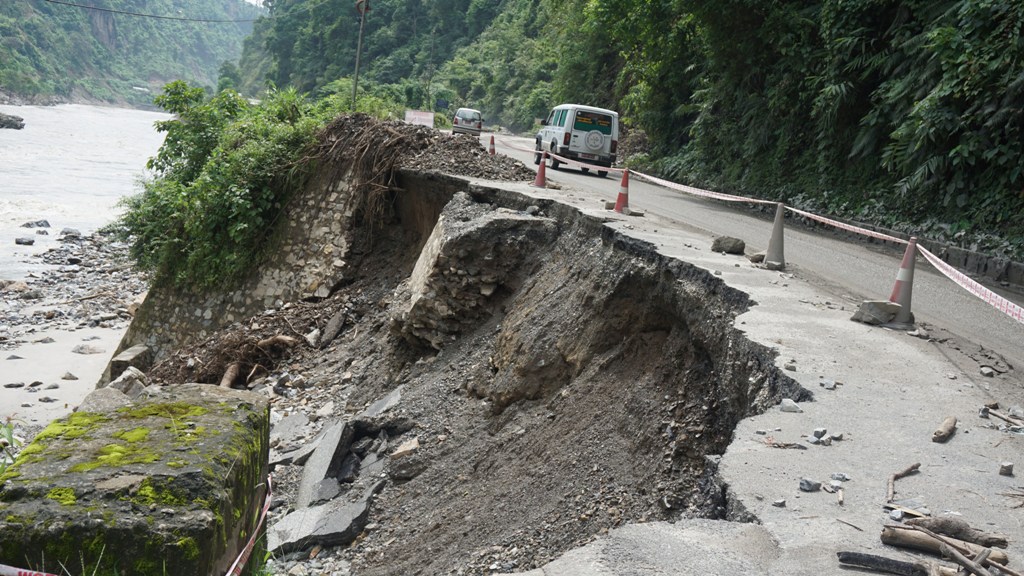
[136,117,808,574]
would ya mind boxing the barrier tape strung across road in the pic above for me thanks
[494,138,626,175]
[0,563,58,576]
[785,206,908,245]
[494,135,1024,325]
[630,169,776,205]
[226,474,274,576]
[918,245,1024,324]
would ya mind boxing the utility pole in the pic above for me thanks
[352,0,370,110]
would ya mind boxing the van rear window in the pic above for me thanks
[573,111,613,135]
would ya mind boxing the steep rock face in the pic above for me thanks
[392,192,558,350]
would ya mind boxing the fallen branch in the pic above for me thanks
[836,551,956,576]
[939,543,991,576]
[906,525,1021,576]
[988,409,1024,427]
[220,362,241,388]
[906,517,1008,548]
[880,525,1008,565]
[932,416,957,443]
[887,462,921,503]
[257,334,299,353]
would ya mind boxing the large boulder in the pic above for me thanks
[0,112,25,130]
[392,192,557,349]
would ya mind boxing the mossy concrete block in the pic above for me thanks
[0,384,269,576]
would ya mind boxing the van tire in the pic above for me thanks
[581,167,589,174]
[549,142,560,170]
[534,141,542,165]
[597,170,608,178]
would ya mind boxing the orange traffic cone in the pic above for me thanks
[614,169,630,215]
[531,152,547,188]
[888,237,918,324]
[764,202,786,270]
[488,135,496,156]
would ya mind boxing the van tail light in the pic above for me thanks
[611,139,618,153]
[563,132,571,146]
[454,118,459,125]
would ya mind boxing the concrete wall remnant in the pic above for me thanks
[0,384,269,576]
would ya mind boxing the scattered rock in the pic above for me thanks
[390,436,420,460]
[999,462,1014,476]
[830,472,851,482]
[3,382,25,388]
[14,237,35,246]
[711,236,745,254]
[779,399,803,413]
[61,372,79,380]
[850,300,902,325]
[771,499,786,508]
[980,366,996,377]
[799,478,822,492]
[71,343,106,355]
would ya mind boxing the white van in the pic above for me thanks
[534,104,618,177]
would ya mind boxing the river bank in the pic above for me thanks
[0,103,166,440]
[1,229,146,431]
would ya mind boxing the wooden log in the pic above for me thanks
[887,462,921,503]
[989,409,1024,427]
[932,416,957,443]
[257,334,298,352]
[909,525,1023,576]
[836,551,956,576]
[906,517,1009,548]
[940,543,992,576]
[880,526,1009,565]
[219,362,241,388]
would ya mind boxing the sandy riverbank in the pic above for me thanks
[1,229,145,433]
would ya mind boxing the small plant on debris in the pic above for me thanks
[0,415,23,477]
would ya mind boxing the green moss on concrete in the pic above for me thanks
[34,411,109,441]
[130,478,188,507]
[118,402,209,420]
[175,536,200,560]
[45,487,76,506]
[113,427,151,443]
[68,442,162,473]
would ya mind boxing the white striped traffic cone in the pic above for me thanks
[614,169,630,215]
[488,135,496,155]
[888,237,917,324]
[764,202,786,270]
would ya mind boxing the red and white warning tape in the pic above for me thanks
[918,246,1024,324]
[785,206,908,245]
[0,475,273,576]
[226,474,274,576]
[493,136,1024,325]
[0,564,57,576]
[630,170,775,205]
[493,139,625,176]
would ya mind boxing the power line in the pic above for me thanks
[41,0,263,23]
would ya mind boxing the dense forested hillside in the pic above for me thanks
[0,0,258,105]
[237,0,1023,253]
[2,0,1019,252]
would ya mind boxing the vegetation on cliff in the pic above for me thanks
[0,0,257,105]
